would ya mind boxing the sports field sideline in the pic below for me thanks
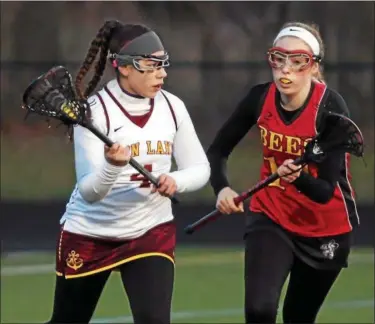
[1,247,373,323]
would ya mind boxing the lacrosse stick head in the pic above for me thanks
[303,111,364,164]
[22,66,88,126]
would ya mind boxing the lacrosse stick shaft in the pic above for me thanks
[84,121,116,146]
[184,157,304,234]
[85,122,179,204]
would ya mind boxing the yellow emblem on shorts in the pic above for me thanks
[66,250,83,271]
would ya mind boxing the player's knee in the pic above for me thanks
[47,316,90,324]
[245,300,278,323]
[133,312,170,324]
[282,304,317,323]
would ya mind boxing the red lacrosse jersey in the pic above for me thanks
[249,82,357,237]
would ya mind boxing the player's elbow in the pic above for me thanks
[77,182,106,204]
[313,195,331,204]
[206,147,224,165]
[175,162,211,193]
[201,162,211,187]
[311,187,335,204]
[186,162,211,191]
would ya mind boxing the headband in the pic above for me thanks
[273,26,320,56]
[110,31,166,67]
[119,31,164,56]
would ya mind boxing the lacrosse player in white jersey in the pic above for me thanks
[47,20,210,324]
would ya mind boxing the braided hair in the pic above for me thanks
[68,20,151,139]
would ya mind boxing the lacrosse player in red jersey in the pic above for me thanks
[207,21,359,323]
[47,20,210,324]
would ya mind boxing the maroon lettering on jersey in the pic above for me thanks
[250,82,352,237]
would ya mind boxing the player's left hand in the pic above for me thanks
[277,159,303,183]
[151,174,177,197]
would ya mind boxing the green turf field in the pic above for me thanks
[1,247,374,323]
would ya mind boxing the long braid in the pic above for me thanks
[66,20,120,141]
[75,20,120,100]
[74,32,102,100]
[68,21,151,141]
[84,21,122,97]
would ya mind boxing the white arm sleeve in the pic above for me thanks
[74,96,124,203]
[166,96,210,193]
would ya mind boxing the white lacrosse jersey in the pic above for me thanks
[60,79,210,239]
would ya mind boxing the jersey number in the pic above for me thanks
[130,164,153,188]
[264,157,310,190]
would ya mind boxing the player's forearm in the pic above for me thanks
[168,162,210,193]
[207,151,231,196]
[293,149,343,203]
[206,89,259,196]
[206,126,246,196]
[78,161,124,203]
[293,171,335,203]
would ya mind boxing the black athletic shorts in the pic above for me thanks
[245,212,352,270]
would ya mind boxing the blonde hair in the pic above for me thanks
[280,21,326,84]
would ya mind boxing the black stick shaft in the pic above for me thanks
[85,122,115,146]
[85,122,179,204]
[184,156,305,234]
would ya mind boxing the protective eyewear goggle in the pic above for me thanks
[110,52,170,72]
[133,53,170,72]
[267,47,321,72]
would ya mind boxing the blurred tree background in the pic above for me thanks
[1,1,373,204]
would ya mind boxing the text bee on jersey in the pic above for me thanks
[207,21,359,323]
[47,20,210,324]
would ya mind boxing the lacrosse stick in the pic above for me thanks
[22,65,179,204]
[184,111,364,234]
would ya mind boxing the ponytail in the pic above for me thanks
[75,20,121,99]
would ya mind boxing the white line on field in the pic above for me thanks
[91,308,241,323]
[91,299,374,323]
[1,264,53,276]
[1,252,373,277]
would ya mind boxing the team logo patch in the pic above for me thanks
[320,240,339,260]
[66,250,84,271]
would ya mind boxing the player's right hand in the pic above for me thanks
[104,143,131,167]
[216,187,244,215]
